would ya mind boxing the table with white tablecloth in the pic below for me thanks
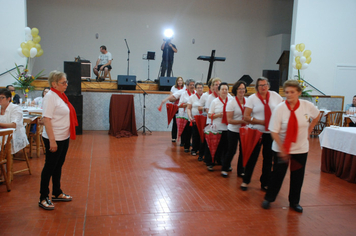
[319,127,356,183]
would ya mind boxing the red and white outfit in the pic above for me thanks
[264,99,319,206]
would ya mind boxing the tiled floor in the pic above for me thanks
[1,131,356,236]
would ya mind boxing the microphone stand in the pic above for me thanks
[132,80,152,135]
[124,39,130,76]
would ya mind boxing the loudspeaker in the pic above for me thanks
[64,61,81,95]
[262,70,280,94]
[159,77,176,91]
[66,94,83,135]
[238,75,253,86]
[117,75,136,90]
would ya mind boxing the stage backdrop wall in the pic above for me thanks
[290,0,356,107]
[0,0,27,87]
[27,0,293,84]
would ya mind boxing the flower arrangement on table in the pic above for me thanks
[315,96,319,106]
[10,62,44,98]
[10,26,45,99]
[291,43,312,98]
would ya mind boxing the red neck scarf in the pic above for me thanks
[187,89,195,96]
[256,91,271,131]
[219,96,228,125]
[50,88,78,140]
[283,100,300,154]
[209,89,212,95]
[196,93,203,114]
[213,91,218,98]
[235,96,246,126]
[177,86,183,90]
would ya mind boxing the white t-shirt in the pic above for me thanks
[245,91,283,133]
[226,96,248,133]
[33,97,43,106]
[177,90,196,118]
[170,85,186,94]
[269,100,320,153]
[198,91,210,108]
[98,52,112,65]
[208,97,230,131]
[42,90,70,141]
[187,93,204,117]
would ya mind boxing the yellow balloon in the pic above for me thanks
[35,43,41,51]
[22,48,30,57]
[295,56,300,63]
[299,43,305,52]
[20,42,26,49]
[36,48,44,57]
[33,35,41,43]
[296,63,302,70]
[31,27,39,36]
[306,57,312,64]
[26,40,35,50]
[303,50,312,58]
[295,44,300,51]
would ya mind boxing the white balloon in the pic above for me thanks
[293,50,299,57]
[17,48,25,57]
[300,56,306,64]
[25,27,31,35]
[292,62,296,69]
[301,63,309,70]
[30,48,38,58]
[290,45,296,52]
[297,51,303,57]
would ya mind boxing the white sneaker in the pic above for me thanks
[221,171,228,177]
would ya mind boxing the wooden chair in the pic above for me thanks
[12,118,32,175]
[344,116,353,127]
[29,112,46,156]
[0,130,13,192]
[98,69,112,81]
[311,110,325,136]
[325,111,345,127]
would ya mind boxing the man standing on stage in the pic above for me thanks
[160,38,177,77]
[93,45,112,81]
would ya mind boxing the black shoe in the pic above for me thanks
[180,143,184,147]
[207,165,214,171]
[240,183,248,191]
[290,204,303,213]
[184,149,190,153]
[262,200,270,209]
[198,156,203,161]
[191,151,197,156]
[95,76,99,82]
[221,171,228,178]
[172,139,176,142]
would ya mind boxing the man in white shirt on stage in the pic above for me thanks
[93,45,112,81]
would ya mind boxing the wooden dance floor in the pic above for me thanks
[1,131,356,235]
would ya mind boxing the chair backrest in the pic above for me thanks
[326,111,344,126]
[0,130,13,161]
[23,118,33,137]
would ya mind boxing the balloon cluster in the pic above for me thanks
[291,43,312,70]
[17,27,43,58]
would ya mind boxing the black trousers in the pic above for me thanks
[181,122,192,150]
[192,123,204,155]
[242,133,273,187]
[161,60,173,77]
[171,115,177,139]
[222,130,243,174]
[264,152,308,205]
[205,131,228,166]
[40,137,70,200]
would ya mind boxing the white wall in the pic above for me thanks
[0,0,27,87]
[26,0,293,84]
[290,0,356,105]
[264,34,291,70]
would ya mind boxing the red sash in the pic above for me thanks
[283,100,300,154]
[235,97,246,126]
[219,96,228,125]
[256,92,271,131]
